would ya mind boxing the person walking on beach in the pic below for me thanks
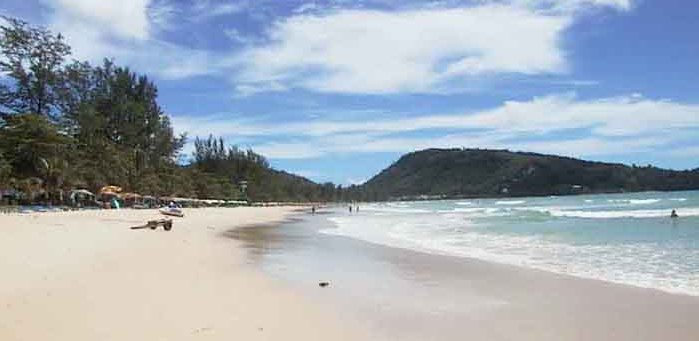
[349,205,353,214]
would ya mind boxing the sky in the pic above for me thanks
[1,0,698,185]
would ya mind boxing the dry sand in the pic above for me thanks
[3,207,698,341]
[0,208,371,340]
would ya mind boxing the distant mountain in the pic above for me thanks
[360,148,699,200]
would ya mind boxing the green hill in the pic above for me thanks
[360,149,699,200]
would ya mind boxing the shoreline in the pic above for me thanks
[321,227,699,298]
[4,206,698,340]
[230,211,699,341]
[0,207,372,340]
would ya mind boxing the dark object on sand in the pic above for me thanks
[131,219,173,231]
[318,281,330,288]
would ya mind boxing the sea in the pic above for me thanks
[322,190,699,296]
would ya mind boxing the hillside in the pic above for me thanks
[360,149,699,200]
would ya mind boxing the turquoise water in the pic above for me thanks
[323,191,699,295]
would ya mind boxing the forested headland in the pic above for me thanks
[362,148,699,201]
[0,17,342,205]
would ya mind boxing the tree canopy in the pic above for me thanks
[0,17,339,204]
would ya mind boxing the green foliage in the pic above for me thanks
[360,148,699,200]
[0,113,73,178]
[0,151,11,186]
[190,135,335,202]
[0,16,71,118]
[0,17,336,203]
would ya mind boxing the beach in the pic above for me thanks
[0,207,370,340]
[2,205,699,341]
[231,204,699,341]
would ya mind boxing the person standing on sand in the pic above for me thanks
[349,205,353,214]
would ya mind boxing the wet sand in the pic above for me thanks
[229,211,699,341]
[0,207,371,340]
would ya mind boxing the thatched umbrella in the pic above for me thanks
[100,185,122,194]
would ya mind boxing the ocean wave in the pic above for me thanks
[629,199,661,205]
[670,198,688,202]
[608,198,661,205]
[322,214,699,296]
[455,201,473,206]
[440,207,513,218]
[548,207,699,219]
[362,205,431,214]
[495,200,526,205]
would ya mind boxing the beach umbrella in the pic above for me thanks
[100,185,122,194]
[73,189,94,196]
[69,189,94,201]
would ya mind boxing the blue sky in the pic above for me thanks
[2,0,698,184]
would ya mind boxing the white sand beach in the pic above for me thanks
[0,208,370,340]
[3,207,699,341]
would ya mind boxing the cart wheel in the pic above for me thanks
[164,221,173,231]
[150,224,157,230]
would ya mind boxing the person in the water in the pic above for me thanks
[670,209,679,218]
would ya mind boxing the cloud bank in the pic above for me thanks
[35,0,629,90]
[234,5,570,94]
[172,93,699,160]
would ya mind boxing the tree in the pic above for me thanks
[0,113,73,202]
[0,113,73,175]
[0,17,71,119]
[0,151,11,187]
[0,17,337,204]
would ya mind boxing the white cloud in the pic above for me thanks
[39,0,218,80]
[148,0,179,31]
[235,5,571,94]
[293,2,320,14]
[192,0,247,20]
[173,93,699,139]
[512,0,632,13]
[254,142,326,159]
[33,0,631,91]
[173,93,699,159]
[224,28,253,44]
[45,0,152,41]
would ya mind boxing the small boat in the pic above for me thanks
[159,207,184,217]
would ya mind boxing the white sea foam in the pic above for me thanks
[362,205,430,214]
[629,199,661,205]
[548,207,699,219]
[607,198,661,205]
[323,212,699,296]
[495,200,526,205]
[324,193,699,296]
